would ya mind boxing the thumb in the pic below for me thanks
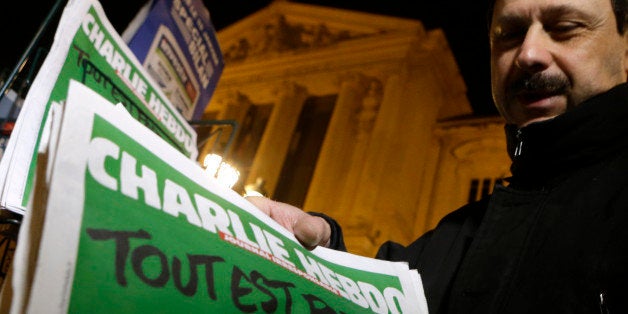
[293,214,331,250]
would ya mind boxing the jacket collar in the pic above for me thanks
[505,82,628,188]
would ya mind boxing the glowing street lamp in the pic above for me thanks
[202,153,240,189]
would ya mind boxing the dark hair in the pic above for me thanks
[615,0,628,33]
[487,0,628,34]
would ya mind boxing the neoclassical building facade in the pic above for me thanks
[200,1,511,256]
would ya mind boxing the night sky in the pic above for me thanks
[2,0,497,116]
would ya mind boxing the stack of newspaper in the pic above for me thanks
[0,0,197,215]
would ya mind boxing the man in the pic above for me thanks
[248,0,628,312]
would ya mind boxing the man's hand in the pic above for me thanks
[245,196,331,250]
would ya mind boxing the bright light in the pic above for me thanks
[243,177,267,197]
[243,190,264,197]
[216,162,240,189]
[203,153,223,176]
[202,153,240,189]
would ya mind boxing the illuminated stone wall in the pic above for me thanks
[204,1,508,256]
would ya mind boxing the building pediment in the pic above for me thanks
[217,1,425,64]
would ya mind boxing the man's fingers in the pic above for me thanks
[245,196,331,249]
[244,196,272,216]
[245,196,298,231]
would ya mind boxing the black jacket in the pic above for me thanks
[327,83,628,313]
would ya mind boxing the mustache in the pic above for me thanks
[509,73,570,95]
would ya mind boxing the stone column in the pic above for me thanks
[303,73,368,214]
[246,81,308,196]
[336,78,383,214]
[198,91,251,162]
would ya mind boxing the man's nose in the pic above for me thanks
[515,26,552,72]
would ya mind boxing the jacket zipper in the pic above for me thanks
[600,291,609,314]
[514,129,524,157]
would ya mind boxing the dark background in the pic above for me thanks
[1,0,497,116]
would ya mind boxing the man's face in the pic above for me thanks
[490,0,628,127]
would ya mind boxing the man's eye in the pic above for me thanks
[491,26,526,46]
[546,22,582,37]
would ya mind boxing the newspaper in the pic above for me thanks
[0,0,197,214]
[122,0,224,120]
[0,80,428,313]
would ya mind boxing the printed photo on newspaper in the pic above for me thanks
[122,0,224,120]
[2,80,428,313]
